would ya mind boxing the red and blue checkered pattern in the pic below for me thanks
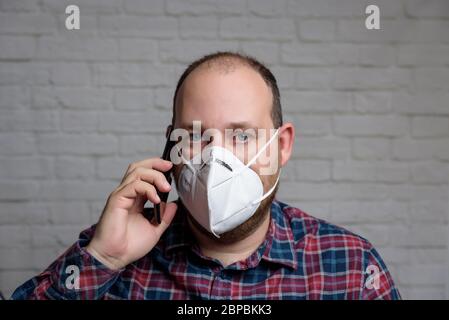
[12,200,401,300]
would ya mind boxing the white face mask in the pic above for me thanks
[176,129,280,237]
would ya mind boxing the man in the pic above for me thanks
[12,52,400,300]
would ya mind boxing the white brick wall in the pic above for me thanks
[0,0,448,299]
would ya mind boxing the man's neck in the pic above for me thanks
[188,210,271,267]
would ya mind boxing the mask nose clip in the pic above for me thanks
[214,159,233,172]
[199,161,207,171]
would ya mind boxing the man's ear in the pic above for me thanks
[165,125,173,139]
[278,122,295,167]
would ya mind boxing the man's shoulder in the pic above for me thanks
[276,200,374,253]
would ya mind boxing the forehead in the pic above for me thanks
[174,64,273,130]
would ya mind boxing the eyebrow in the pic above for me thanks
[226,121,256,130]
[178,121,257,131]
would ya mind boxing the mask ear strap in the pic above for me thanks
[245,129,280,169]
[252,169,281,204]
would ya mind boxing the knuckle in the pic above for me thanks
[132,178,141,186]
[154,170,165,182]
[126,168,141,182]
[134,166,145,176]
[143,168,161,185]
[108,189,119,202]
[145,186,156,197]
[127,162,136,172]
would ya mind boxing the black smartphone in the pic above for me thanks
[154,126,175,224]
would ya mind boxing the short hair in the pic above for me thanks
[171,51,283,128]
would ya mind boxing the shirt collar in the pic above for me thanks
[161,199,298,270]
[259,200,298,270]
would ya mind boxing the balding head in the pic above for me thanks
[172,52,282,129]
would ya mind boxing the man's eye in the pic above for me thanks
[234,132,249,143]
[190,133,201,142]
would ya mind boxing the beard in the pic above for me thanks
[174,166,280,245]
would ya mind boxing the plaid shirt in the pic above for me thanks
[12,200,400,300]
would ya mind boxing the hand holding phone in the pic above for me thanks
[86,155,177,270]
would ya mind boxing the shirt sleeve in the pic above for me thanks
[360,245,401,300]
[11,225,123,300]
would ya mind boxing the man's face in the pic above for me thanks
[172,64,280,243]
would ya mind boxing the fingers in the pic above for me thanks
[121,167,172,193]
[113,180,161,208]
[121,158,172,183]
[106,157,175,219]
